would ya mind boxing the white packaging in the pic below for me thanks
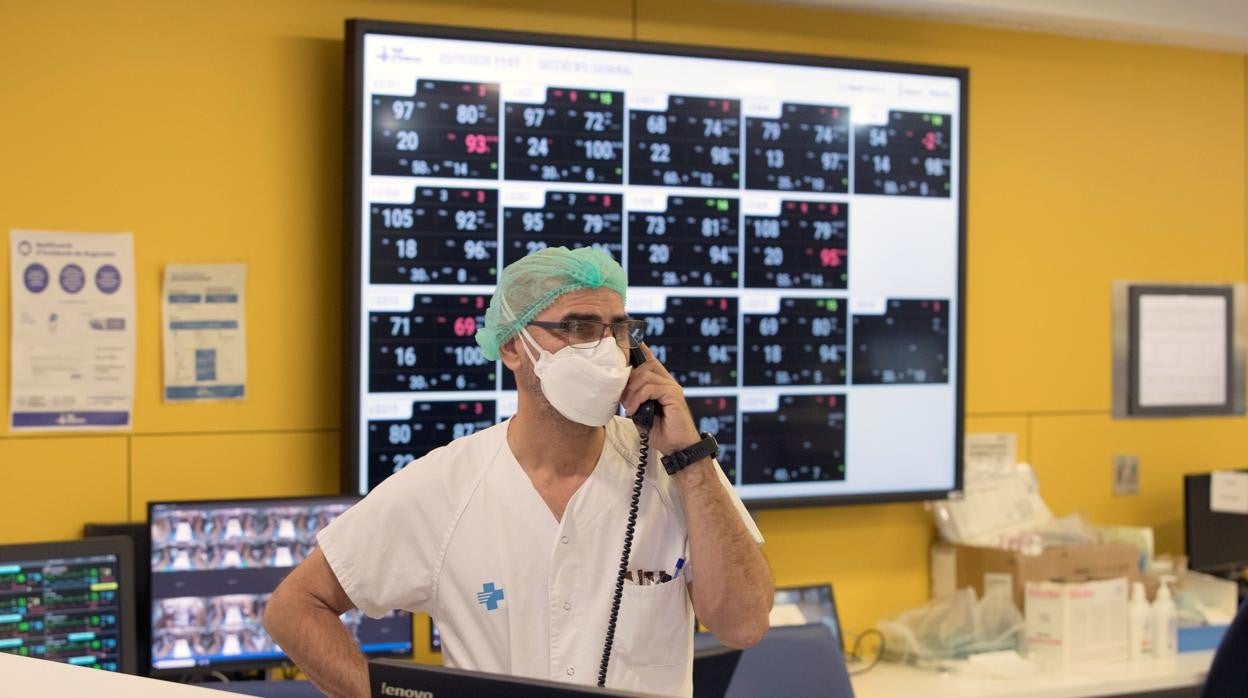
[928,463,1053,547]
[1152,581,1178,657]
[1128,581,1153,659]
[1181,570,1239,625]
[1025,577,1129,669]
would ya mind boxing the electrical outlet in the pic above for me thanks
[1113,454,1139,496]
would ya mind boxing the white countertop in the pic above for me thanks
[0,652,239,697]
[852,651,1214,698]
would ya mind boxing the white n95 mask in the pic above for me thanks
[517,327,630,426]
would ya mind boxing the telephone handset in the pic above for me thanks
[599,344,658,687]
[628,345,661,430]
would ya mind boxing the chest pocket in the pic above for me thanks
[613,579,690,667]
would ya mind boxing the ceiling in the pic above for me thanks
[766,0,1248,53]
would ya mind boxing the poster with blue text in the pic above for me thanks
[161,263,248,402]
[9,230,135,430]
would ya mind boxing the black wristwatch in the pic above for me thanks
[661,432,719,475]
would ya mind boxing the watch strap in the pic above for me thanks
[661,432,719,475]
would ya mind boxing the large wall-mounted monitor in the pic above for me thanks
[0,537,137,674]
[147,496,412,675]
[344,20,967,507]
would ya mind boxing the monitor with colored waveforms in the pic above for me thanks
[0,537,137,674]
[344,21,967,507]
[148,496,412,675]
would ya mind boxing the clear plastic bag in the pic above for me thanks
[1002,513,1101,555]
[877,586,1024,665]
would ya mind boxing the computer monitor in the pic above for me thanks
[1185,472,1248,574]
[695,583,842,643]
[0,536,137,674]
[721,623,853,698]
[692,643,742,698]
[147,496,413,675]
[344,21,968,508]
[772,583,842,646]
[83,522,151,675]
[369,658,658,697]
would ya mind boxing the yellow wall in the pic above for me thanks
[1,0,1245,663]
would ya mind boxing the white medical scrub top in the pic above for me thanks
[318,416,763,698]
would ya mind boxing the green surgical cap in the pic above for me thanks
[475,246,627,361]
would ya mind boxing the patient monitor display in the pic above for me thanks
[346,21,967,506]
[148,497,412,673]
[0,538,136,674]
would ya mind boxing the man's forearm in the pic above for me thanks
[264,592,369,698]
[675,457,773,648]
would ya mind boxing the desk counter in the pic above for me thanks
[0,652,238,697]
[852,651,1213,698]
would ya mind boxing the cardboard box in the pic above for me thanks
[931,542,1140,610]
[1025,577,1129,669]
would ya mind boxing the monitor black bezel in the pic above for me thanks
[370,657,657,697]
[82,522,152,677]
[1184,471,1248,573]
[342,19,969,508]
[145,494,413,677]
[0,536,138,675]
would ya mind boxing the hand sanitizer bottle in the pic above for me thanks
[1129,581,1153,659]
[1152,579,1178,657]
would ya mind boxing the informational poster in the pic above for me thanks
[9,230,135,430]
[964,432,1018,482]
[161,264,247,402]
[1137,293,1227,407]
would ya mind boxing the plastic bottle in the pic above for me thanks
[1152,579,1178,657]
[1128,580,1153,659]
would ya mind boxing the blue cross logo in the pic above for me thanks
[476,582,505,611]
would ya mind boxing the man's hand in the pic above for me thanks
[619,341,701,455]
[619,341,773,648]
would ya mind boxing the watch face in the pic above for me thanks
[702,432,719,458]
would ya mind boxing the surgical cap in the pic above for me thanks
[475,246,627,361]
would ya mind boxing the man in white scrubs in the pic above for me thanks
[265,247,773,697]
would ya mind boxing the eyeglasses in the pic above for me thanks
[527,318,645,349]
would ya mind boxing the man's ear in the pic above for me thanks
[499,336,523,372]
